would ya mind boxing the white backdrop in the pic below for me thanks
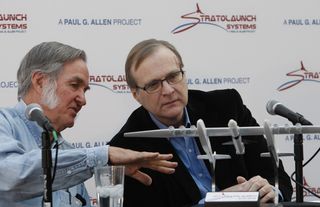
[1,0,319,204]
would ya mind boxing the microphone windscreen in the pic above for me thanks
[25,103,43,121]
[266,100,279,115]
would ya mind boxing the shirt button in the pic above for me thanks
[67,170,72,175]
[199,173,203,177]
[188,149,192,153]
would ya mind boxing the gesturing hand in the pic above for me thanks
[108,146,178,185]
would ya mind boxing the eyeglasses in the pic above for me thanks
[136,70,185,94]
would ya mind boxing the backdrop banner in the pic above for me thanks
[1,0,319,204]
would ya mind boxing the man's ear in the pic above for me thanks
[31,71,46,94]
[130,88,141,104]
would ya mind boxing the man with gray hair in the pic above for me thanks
[0,41,177,207]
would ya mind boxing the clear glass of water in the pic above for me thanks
[94,165,125,207]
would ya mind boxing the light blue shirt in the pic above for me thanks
[149,108,212,203]
[0,101,108,207]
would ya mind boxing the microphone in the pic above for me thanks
[266,100,312,125]
[25,103,55,131]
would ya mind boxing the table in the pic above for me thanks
[192,201,320,207]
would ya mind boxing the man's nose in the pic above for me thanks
[161,80,174,94]
[76,91,86,106]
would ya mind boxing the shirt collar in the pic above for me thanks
[149,107,191,129]
[16,100,65,147]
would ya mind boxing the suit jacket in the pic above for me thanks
[109,89,293,207]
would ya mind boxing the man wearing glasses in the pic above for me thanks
[109,39,292,207]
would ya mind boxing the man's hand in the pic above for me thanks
[108,146,178,185]
[223,176,276,203]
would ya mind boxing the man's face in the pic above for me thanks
[42,59,89,132]
[131,47,188,127]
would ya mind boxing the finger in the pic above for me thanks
[137,151,160,161]
[247,175,261,184]
[143,160,177,174]
[153,153,174,161]
[147,160,178,168]
[132,152,173,163]
[236,176,253,192]
[259,189,275,203]
[129,170,152,186]
[236,176,247,184]
[223,177,250,192]
[258,184,273,198]
[108,147,159,164]
[248,178,268,192]
[223,183,250,192]
[145,165,176,174]
[248,183,261,192]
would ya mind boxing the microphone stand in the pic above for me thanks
[291,114,312,203]
[294,132,303,203]
[42,130,53,207]
[292,115,312,203]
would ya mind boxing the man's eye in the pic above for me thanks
[147,81,159,89]
[70,83,79,88]
[168,72,180,81]
[167,73,177,80]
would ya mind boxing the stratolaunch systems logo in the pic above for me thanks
[292,176,320,199]
[277,61,320,91]
[171,3,256,34]
[0,14,28,33]
[89,74,130,93]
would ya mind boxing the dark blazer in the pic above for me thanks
[109,89,293,207]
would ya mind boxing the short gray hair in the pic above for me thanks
[17,41,86,100]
